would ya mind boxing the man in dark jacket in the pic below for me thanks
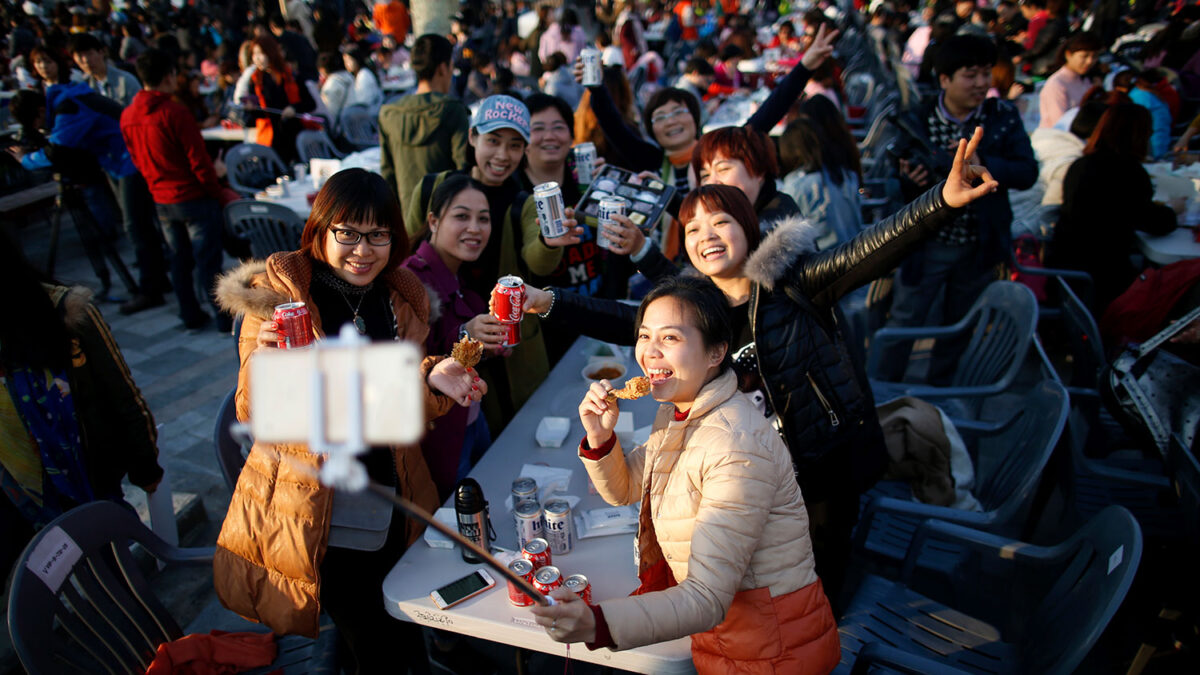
[881,34,1037,383]
[378,34,469,209]
[269,12,318,83]
[121,49,228,332]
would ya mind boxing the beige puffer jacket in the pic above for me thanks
[581,370,820,650]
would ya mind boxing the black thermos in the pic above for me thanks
[454,478,489,563]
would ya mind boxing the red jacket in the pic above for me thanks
[120,90,222,205]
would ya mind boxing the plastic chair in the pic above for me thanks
[338,104,379,149]
[1008,252,1095,324]
[224,199,305,259]
[225,143,287,197]
[1166,433,1200,540]
[7,501,336,674]
[837,505,1143,675]
[214,386,249,492]
[866,281,1038,404]
[295,129,344,163]
[854,379,1069,571]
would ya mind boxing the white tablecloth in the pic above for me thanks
[382,338,696,674]
[254,148,383,218]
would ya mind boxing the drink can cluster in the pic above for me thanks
[542,498,573,555]
[507,558,536,607]
[272,302,314,349]
[521,537,552,570]
[533,182,569,239]
[490,275,526,348]
[573,143,596,184]
[597,197,628,252]
[514,499,543,550]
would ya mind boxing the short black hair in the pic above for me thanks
[1070,100,1108,140]
[1062,31,1103,54]
[684,57,715,76]
[318,51,343,73]
[136,48,176,87]
[933,34,998,79]
[643,88,701,139]
[10,89,46,129]
[544,51,567,72]
[525,93,573,128]
[635,276,733,375]
[68,33,104,54]
[718,44,744,61]
[411,34,452,81]
[268,13,286,29]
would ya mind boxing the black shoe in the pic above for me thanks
[119,294,166,315]
[182,312,212,331]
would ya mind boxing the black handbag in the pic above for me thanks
[1104,305,1200,455]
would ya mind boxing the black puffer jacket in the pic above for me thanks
[548,185,958,495]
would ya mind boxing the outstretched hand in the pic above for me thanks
[800,24,839,71]
[942,126,998,209]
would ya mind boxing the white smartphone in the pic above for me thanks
[430,569,496,610]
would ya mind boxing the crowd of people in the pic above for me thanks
[2,0,1199,673]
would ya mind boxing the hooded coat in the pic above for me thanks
[378,92,470,208]
[120,89,223,205]
[21,82,137,180]
[211,252,453,638]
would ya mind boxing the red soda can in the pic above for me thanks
[563,574,592,605]
[522,537,552,570]
[491,275,526,348]
[533,565,562,595]
[507,558,536,607]
[273,302,314,349]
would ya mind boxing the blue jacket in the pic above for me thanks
[21,82,137,179]
[1129,88,1171,160]
[893,95,1038,271]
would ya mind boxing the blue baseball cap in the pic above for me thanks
[471,95,531,143]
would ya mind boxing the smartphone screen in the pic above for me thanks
[431,570,494,609]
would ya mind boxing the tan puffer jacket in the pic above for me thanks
[212,252,453,638]
[582,370,823,651]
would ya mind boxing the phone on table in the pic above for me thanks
[430,569,496,610]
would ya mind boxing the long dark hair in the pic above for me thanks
[301,168,408,270]
[0,230,72,371]
[800,95,862,184]
[635,275,733,375]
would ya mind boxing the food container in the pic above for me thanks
[535,417,571,448]
[581,359,626,383]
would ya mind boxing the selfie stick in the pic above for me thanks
[255,325,553,607]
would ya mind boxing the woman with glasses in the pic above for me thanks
[518,131,998,606]
[214,168,481,673]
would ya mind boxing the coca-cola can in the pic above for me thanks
[507,558,536,607]
[563,574,592,605]
[491,275,525,348]
[533,565,563,595]
[597,196,628,252]
[512,476,538,506]
[542,498,573,555]
[533,182,568,239]
[273,302,314,349]
[581,47,602,87]
[573,143,597,184]
[514,499,544,550]
[522,537,552,570]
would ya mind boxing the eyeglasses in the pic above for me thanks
[650,107,691,125]
[330,227,392,246]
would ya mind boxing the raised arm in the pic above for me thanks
[584,84,662,172]
[746,24,835,133]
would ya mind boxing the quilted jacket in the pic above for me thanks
[211,252,453,637]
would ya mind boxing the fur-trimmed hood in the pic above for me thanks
[743,215,823,292]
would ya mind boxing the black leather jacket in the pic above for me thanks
[548,185,958,496]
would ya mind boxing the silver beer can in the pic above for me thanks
[533,181,569,239]
[573,142,597,184]
[514,499,544,550]
[542,498,573,555]
[597,196,628,251]
[512,476,538,506]
[581,47,602,87]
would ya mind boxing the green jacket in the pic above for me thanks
[378,92,470,211]
[406,169,563,432]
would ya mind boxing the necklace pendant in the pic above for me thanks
[353,315,367,335]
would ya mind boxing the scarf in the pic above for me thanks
[251,67,301,148]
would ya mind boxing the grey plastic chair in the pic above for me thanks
[855,379,1069,571]
[866,281,1038,403]
[214,386,249,492]
[295,129,344,163]
[338,104,379,149]
[225,143,287,197]
[224,199,305,259]
[837,506,1143,675]
[7,501,337,674]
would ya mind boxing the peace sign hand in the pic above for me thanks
[942,126,999,209]
[800,24,839,71]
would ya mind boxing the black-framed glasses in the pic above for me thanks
[330,227,392,246]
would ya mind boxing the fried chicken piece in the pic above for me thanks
[606,376,650,403]
[451,335,484,369]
